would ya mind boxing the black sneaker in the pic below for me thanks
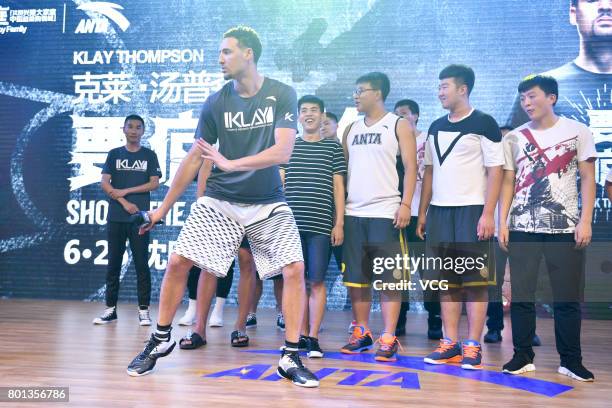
[277,350,319,387]
[307,337,324,358]
[276,313,285,331]
[503,353,535,375]
[558,362,594,382]
[127,334,176,377]
[484,329,502,343]
[340,326,374,354]
[93,307,117,325]
[298,335,309,351]
[246,312,257,328]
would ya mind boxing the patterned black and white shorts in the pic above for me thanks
[173,197,303,279]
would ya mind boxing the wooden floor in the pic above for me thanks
[0,299,610,407]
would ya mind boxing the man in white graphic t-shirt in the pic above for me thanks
[499,74,597,382]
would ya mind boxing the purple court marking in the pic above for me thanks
[243,350,573,398]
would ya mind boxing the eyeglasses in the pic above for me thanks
[353,88,376,96]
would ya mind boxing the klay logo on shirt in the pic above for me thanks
[116,159,147,171]
[224,107,274,130]
[75,2,130,34]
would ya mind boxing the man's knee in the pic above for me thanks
[283,261,305,282]
[167,253,192,277]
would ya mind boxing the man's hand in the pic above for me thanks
[196,139,237,172]
[331,224,344,246]
[477,212,495,240]
[122,201,139,215]
[498,224,509,252]
[138,208,164,235]
[574,220,592,249]
[416,215,426,240]
[394,204,410,229]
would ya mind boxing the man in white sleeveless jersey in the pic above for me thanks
[340,72,417,362]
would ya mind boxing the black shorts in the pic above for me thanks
[423,205,495,289]
[342,216,407,288]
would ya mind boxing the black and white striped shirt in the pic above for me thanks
[282,137,346,236]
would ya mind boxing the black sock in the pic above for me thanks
[284,340,299,353]
[139,305,149,311]
[154,324,172,342]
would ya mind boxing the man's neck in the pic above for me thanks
[125,142,141,152]
[364,105,387,124]
[530,112,559,130]
[303,131,322,142]
[575,41,612,73]
[448,101,472,122]
[233,69,264,97]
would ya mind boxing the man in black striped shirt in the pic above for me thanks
[280,95,346,358]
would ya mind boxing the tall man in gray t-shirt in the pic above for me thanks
[127,26,319,388]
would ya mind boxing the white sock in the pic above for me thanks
[214,297,226,311]
[184,299,196,315]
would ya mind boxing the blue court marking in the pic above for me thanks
[243,350,573,398]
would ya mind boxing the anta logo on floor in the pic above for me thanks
[224,107,274,130]
[203,350,575,397]
[205,364,419,389]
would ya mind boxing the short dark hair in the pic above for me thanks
[439,64,475,95]
[394,99,420,116]
[323,111,338,123]
[570,0,577,6]
[518,75,559,105]
[298,95,324,112]
[500,125,514,132]
[223,26,262,64]
[124,114,145,128]
[356,72,390,101]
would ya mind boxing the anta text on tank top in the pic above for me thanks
[346,112,401,219]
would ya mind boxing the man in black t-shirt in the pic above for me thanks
[126,26,319,387]
[93,114,161,327]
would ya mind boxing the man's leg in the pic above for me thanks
[485,240,506,342]
[190,270,217,342]
[502,231,542,375]
[105,222,128,308]
[465,287,488,341]
[236,247,255,333]
[209,262,234,327]
[157,253,195,325]
[178,266,201,326]
[282,261,306,344]
[439,290,463,341]
[128,224,152,310]
[543,234,592,381]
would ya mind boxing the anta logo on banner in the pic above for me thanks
[224,107,274,130]
[75,2,130,34]
[116,159,147,171]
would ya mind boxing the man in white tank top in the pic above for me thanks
[340,72,417,362]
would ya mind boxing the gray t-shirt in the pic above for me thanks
[195,77,297,204]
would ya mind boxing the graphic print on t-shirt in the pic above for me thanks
[433,131,463,165]
[510,128,578,231]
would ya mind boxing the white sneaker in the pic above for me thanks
[178,300,196,326]
[209,307,224,327]
[138,309,152,326]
